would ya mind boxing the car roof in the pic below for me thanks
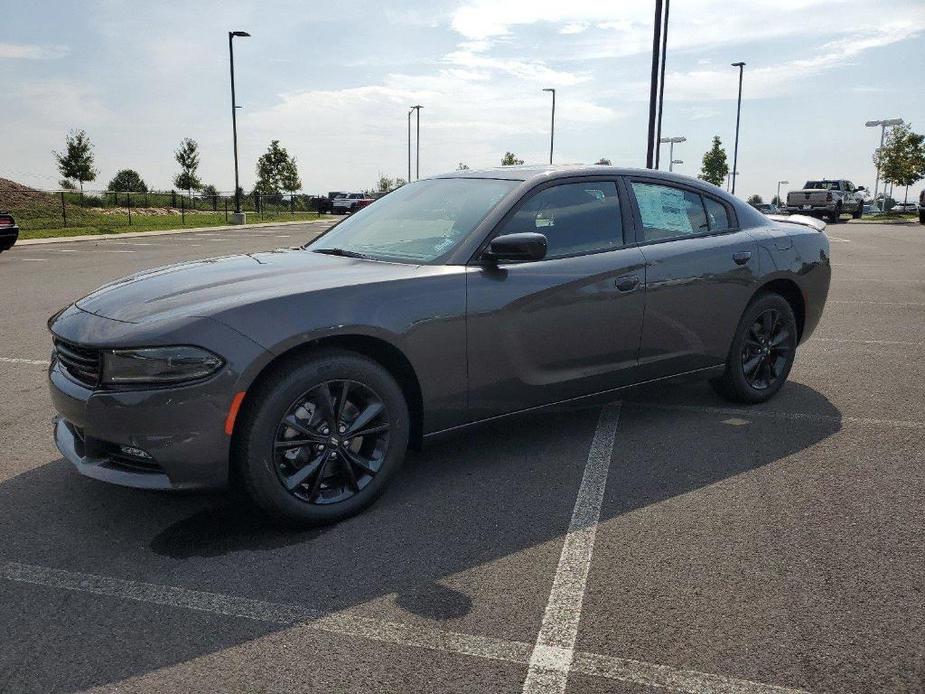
[434,163,715,188]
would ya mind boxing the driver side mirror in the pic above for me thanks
[482,232,547,264]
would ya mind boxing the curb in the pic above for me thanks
[17,218,334,246]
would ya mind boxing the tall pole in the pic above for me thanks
[668,140,674,170]
[654,0,670,169]
[415,106,421,180]
[543,88,555,164]
[645,0,663,169]
[874,124,885,209]
[228,31,249,216]
[730,62,745,195]
[407,109,412,183]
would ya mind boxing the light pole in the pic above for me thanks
[865,118,903,211]
[730,61,745,195]
[776,180,789,206]
[407,108,413,183]
[409,105,422,180]
[659,136,685,171]
[542,88,555,164]
[228,30,250,223]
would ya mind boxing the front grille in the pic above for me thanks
[53,338,101,387]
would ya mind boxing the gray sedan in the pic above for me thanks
[48,165,831,525]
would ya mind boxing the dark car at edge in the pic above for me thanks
[47,165,831,525]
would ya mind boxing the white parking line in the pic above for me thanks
[101,250,135,254]
[810,337,919,347]
[523,403,621,694]
[18,258,47,262]
[0,357,50,366]
[829,300,924,307]
[631,402,925,430]
[0,560,805,694]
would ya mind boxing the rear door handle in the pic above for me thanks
[614,274,640,292]
[733,251,752,265]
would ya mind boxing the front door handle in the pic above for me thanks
[614,274,640,292]
[733,251,752,265]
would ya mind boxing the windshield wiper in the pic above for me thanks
[312,247,374,260]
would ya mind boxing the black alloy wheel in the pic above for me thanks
[712,293,797,404]
[236,349,409,526]
[740,309,791,391]
[274,380,389,504]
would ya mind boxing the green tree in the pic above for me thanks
[698,136,729,187]
[501,152,524,166]
[874,123,925,205]
[595,157,612,165]
[200,183,219,199]
[394,177,407,188]
[771,195,783,207]
[255,140,302,195]
[107,169,148,193]
[747,194,763,206]
[376,174,395,192]
[53,129,98,193]
[457,162,470,170]
[173,138,202,198]
[58,178,76,190]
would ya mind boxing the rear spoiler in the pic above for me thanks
[767,214,826,232]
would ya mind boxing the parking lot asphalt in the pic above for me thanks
[0,222,922,693]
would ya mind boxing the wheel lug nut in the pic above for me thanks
[338,425,346,433]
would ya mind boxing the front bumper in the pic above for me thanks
[47,306,270,491]
[50,364,234,489]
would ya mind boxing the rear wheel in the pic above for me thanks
[235,349,410,526]
[711,293,797,404]
[919,210,925,225]
[853,201,863,219]
[829,205,842,223]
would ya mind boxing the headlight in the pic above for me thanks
[102,346,224,386]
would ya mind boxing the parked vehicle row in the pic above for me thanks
[47,165,831,525]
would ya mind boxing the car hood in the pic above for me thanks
[75,248,431,324]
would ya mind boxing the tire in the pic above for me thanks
[711,293,798,404]
[853,202,863,219]
[829,205,841,224]
[235,349,410,526]
[919,210,925,225]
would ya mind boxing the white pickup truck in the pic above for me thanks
[785,179,865,224]
[331,192,372,214]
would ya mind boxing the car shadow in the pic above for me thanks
[0,379,841,693]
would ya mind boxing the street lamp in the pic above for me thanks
[659,136,685,171]
[409,105,422,180]
[542,88,556,165]
[865,118,903,211]
[776,180,789,206]
[730,61,745,195]
[228,30,250,222]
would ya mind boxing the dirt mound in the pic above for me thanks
[0,178,54,208]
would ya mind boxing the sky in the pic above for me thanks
[1,0,924,202]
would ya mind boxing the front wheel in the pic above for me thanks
[711,293,798,404]
[853,202,863,219]
[235,350,410,526]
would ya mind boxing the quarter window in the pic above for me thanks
[498,182,622,259]
[703,196,731,231]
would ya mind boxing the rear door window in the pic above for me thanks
[630,182,708,241]
[703,197,731,231]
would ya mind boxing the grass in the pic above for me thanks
[849,212,918,224]
[19,210,327,240]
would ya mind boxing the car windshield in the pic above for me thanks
[309,178,518,263]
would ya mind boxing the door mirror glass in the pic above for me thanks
[484,233,547,263]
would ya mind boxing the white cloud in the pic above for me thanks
[0,42,69,60]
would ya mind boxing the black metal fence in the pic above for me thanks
[0,188,331,231]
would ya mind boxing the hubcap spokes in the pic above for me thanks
[273,380,390,504]
[741,309,792,390]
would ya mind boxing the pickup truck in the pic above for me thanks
[785,180,864,223]
[332,192,373,214]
